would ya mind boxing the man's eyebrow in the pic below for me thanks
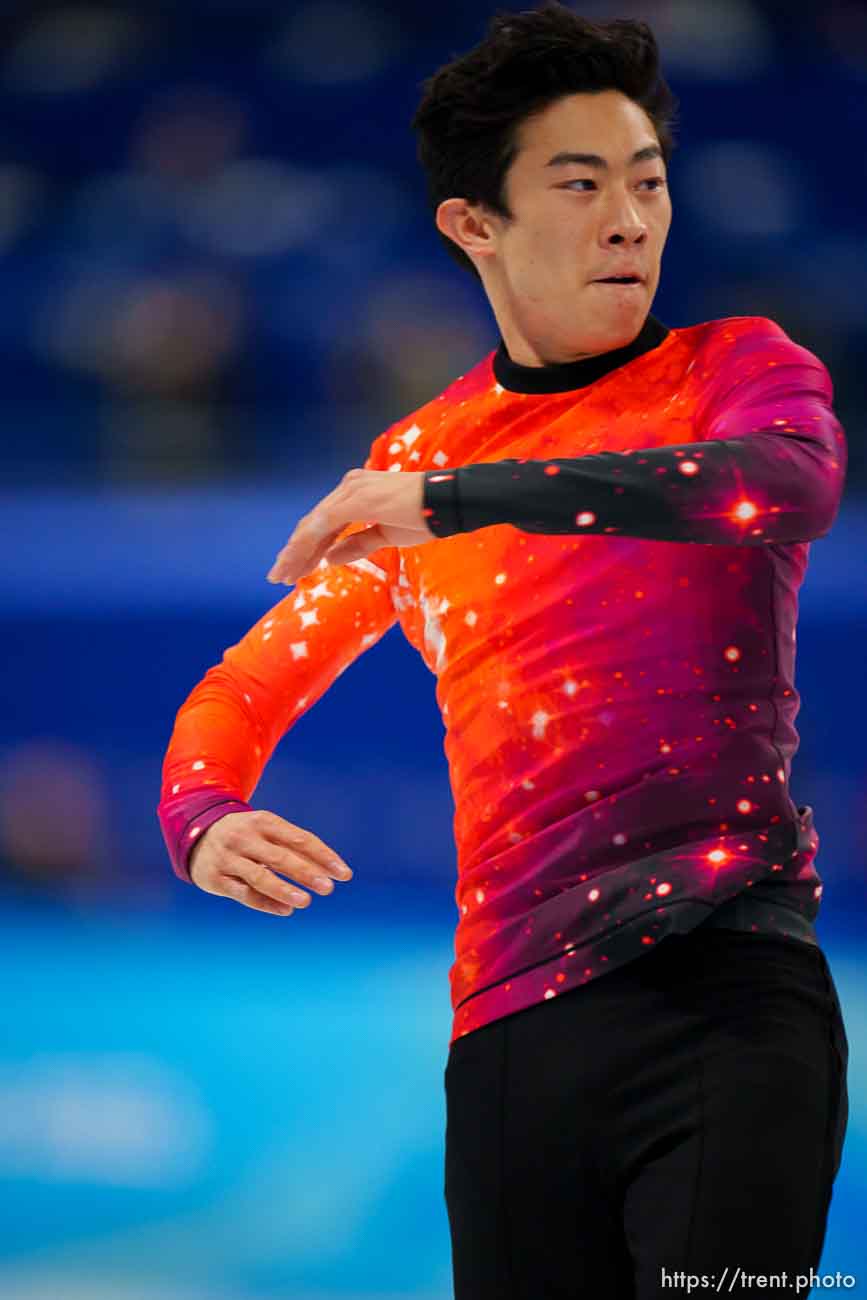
[545,144,663,170]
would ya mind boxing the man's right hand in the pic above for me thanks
[188,810,353,916]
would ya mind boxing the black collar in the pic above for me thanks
[493,313,671,394]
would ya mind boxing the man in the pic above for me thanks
[158,5,849,1297]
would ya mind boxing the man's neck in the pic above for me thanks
[493,314,671,394]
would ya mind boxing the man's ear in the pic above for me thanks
[435,198,498,266]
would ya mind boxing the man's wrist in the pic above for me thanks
[423,467,464,537]
[158,792,253,884]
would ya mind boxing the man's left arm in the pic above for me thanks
[423,344,848,546]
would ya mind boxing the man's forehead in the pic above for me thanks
[515,92,655,157]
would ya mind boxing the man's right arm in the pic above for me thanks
[157,439,402,887]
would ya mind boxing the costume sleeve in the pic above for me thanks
[157,434,400,884]
[423,335,847,546]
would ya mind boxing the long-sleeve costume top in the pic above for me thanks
[157,313,847,1045]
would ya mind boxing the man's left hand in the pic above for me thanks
[267,469,436,586]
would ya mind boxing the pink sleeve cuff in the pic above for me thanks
[157,791,253,883]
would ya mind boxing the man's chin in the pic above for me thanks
[576,303,647,352]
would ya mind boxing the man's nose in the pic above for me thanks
[606,226,647,245]
[600,200,648,246]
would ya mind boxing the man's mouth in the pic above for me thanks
[593,276,643,285]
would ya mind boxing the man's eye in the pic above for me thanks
[562,177,666,192]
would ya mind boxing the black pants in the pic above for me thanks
[444,928,849,1299]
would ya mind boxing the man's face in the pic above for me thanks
[487,90,672,357]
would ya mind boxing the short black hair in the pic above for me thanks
[412,2,679,278]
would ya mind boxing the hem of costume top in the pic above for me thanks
[448,890,817,1046]
[448,805,820,1046]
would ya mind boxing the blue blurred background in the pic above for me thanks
[1,1,865,1296]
